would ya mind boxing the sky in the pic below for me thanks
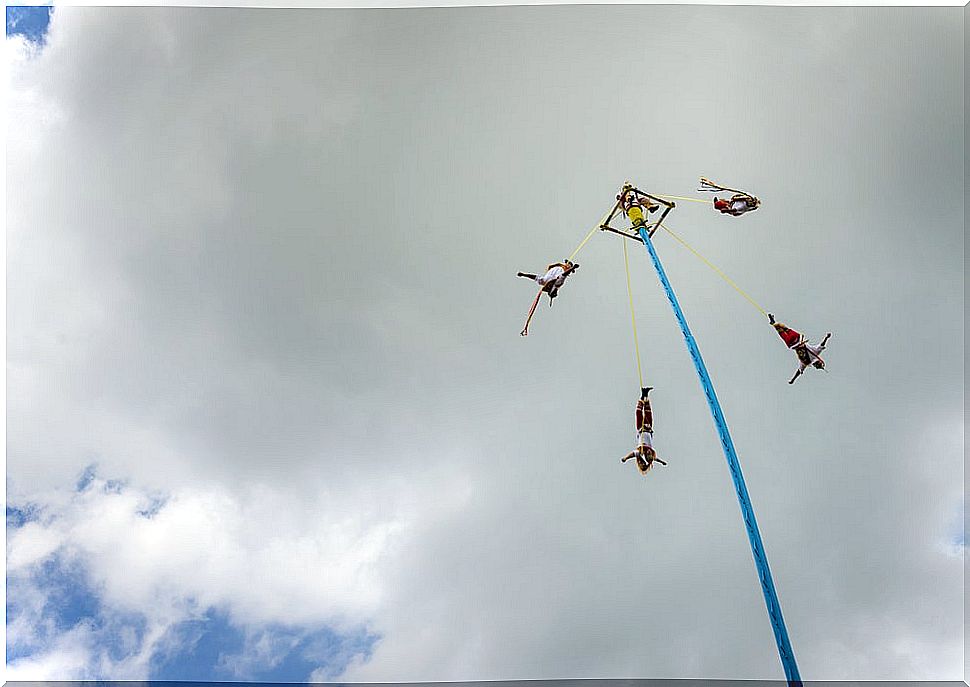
[6,6,52,44]
[5,4,965,682]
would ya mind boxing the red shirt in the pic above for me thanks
[774,325,801,348]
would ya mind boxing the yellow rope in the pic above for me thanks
[567,207,614,261]
[568,225,598,262]
[659,222,768,317]
[622,238,644,387]
[657,194,710,204]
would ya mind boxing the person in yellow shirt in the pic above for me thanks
[617,182,660,229]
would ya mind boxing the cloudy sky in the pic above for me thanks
[5,4,964,681]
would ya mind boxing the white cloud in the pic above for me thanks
[5,625,97,680]
[7,522,63,570]
[7,466,470,678]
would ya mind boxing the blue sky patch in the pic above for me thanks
[76,463,98,492]
[6,5,52,44]
[149,608,378,680]
[149,608,246,680]
[7,553,103,662]
[7,545,378,679]
[6,503,42,529]
[36,556,102,632]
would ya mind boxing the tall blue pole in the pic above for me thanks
[638,226,802,685]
